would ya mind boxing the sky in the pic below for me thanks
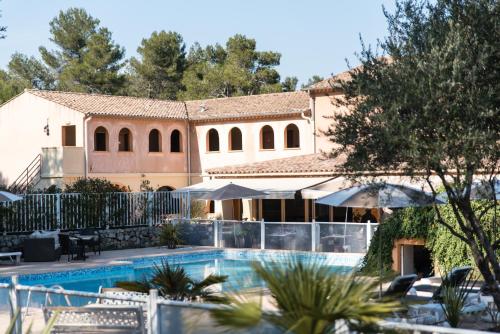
[0,0,395,86]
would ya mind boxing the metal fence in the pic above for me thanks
[0,281,495,334]
[172,219,378,253]
[0,192,191,232]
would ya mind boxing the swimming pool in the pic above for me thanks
[0,249,363,307]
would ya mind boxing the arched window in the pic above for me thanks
[149,129,161,152]
[207,128,220,152]
[285,124,300,148]
[170,129,182,152]
[157,185,175,191]
[94,126,108,151]
[118,128,132,152]
[260,125,274,150]
[229,127,242,151]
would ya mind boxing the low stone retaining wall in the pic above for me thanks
[0,226,163,253]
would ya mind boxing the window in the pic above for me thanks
[157,186,175,191]
[285,124,300,148]
[148,129,161,152]
[260,125,274,149]
[229,127,242,151]
[62,125,76,146]
[170,129,182,152]
[207,128,219,152]
[94,126,108,151]
[118,128,132,152]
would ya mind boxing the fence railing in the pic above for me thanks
[0,192,191,233]
[171,219,378,253]
[0,280,495,334]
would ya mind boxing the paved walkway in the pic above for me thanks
[0,246,213,277]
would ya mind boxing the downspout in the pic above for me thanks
[310,94,317,153]
[183,102,191,186]
[83,114,92,178]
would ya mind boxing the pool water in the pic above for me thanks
[0,250,362,307]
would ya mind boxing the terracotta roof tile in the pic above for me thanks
[206,153,346,175]
[28,90,187,119]
[27,90,310,122]
[185,91,310,122]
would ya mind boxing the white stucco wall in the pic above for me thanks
[0,92,85,186]
[191,117,315,173]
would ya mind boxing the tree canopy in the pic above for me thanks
[39,8,126,94]
[327,0,499,308]
[129,31,186,100]
[180,34,284,99]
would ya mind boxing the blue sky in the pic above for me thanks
[0,0,395,86]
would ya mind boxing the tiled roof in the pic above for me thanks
[27,90,310,122]
[28,90,187,119]
[206,153,346,175]
[185,91,310,122]
[305,67,359,92]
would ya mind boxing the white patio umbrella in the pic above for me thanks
[316,182,445,297]
[0,191,23,202]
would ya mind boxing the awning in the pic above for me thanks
[302,176,436,200]
[174,177,332,199]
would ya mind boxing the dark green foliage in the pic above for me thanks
[159,223,182,249]
[281,76,298,92]
[212,258,399,333]
[361,207,433,275]
[64,177,128,193]
[180,34,283,99]
[301,75,324,89]
[8,53,55,90]
[327,0,500,308]
[39,8,126,94]
[116,261,228,303]
[129,31,186,100]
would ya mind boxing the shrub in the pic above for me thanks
[159,223,182,249]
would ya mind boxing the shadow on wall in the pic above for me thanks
[190,126,202,174]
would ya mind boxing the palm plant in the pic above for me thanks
[116,261,228,303]
[159,223,182,249]
[211,257,399,333]
[440,272,476,328]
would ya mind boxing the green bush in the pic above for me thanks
[361,202,499,275]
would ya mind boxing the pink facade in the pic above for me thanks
[87,118,188,174]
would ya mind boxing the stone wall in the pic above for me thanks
[0,226,163,253]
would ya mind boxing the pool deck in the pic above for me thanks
[0,246,215,277]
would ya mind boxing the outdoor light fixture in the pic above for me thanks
[43,119,50,136]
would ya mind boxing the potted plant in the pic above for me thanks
[159,223,182,249]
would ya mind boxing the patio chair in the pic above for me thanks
[59,233,77,262]
[43,305,145,333]
[405,266,472,302]
[382,274,418,299]
[80,228,102,255]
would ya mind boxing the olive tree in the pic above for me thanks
[327,0,499,307]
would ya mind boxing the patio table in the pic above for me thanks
[70,235,97,261]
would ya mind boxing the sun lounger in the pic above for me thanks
[0,251,21,264]
[97,287,148,306]
[43,305,145,333]
[406,266,472,302]
[383,274,418,299]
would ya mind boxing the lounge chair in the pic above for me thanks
[406,266,472,302]
[43,305,145,333]
[97,287,148,306]
[382,274,418,299]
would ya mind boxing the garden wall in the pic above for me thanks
[0,226,163,253]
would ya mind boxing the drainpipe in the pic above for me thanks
[82,114,91,178]
[310,95,317,153]
[183,102,191,186]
